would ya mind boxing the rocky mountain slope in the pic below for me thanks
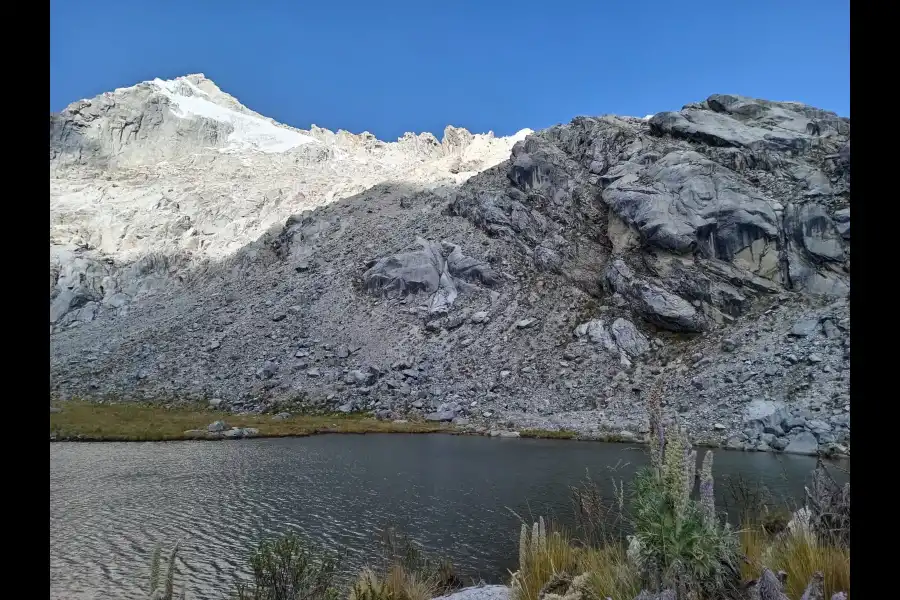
[49,75,850,455]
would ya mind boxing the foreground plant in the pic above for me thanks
[509,517,640,600]
[510,518,579,600]
[148,542,186,600]
[630,385,741,598]
[350,528,460,600]
[803,463,850,548]
[741,510,850,597]
[234,532,341,600]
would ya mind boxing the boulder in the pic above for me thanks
[743,399,787,428]
[790,318,820,337]
[363,238,498,315]
[575,317,650,357]
[425,410,457,422]
[833,208,850,239]
[785,431,819,455]
[470,311,489,324]
[604,260,707,333]
[770,437,789,451]
[433,585,510,600]
[610,318,650,356]
[574,319,616,351]
[349,367,378,386]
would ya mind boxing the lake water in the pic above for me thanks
[49,435,848,600]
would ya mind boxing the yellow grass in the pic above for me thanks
[512,529,581,600]
[577,544,642,600]
[49,401,448,441]
[511,525,639,600]
[351,559,454,600]
[385,564,434,600]
[741,525,850,598]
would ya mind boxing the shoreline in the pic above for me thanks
[48,402,849,458]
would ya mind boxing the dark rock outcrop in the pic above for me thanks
[454,93,849,334]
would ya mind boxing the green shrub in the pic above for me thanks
[233,532,341,600]
[630,407,741,598]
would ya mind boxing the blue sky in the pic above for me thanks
[50,0,849,140]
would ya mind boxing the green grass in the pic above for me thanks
[519,428,578,440]
[49,401,449,441]
[518,429,645,443]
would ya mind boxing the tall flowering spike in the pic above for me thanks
[683,448,697,504]
[648,424,661,473]
[657,423,666,471]
[700,450,715,527]
[531,521,540,554]
[646,379,666,473]
[664,426,688,517]
[519,523,528,568]
[510,572,523,600]
[150,544,161,594]
[538,516,547,550]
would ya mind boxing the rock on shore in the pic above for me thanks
[434,586,509,600]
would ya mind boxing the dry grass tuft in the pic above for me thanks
[741,524,850,599]
[510,519,640,600]
[577,544,641,600]
[511,521,580,600]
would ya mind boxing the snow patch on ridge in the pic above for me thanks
[509,128,534,143]
[151,77,318,154]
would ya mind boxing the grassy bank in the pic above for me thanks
[49,401,449,441]
[519,428,578,440]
